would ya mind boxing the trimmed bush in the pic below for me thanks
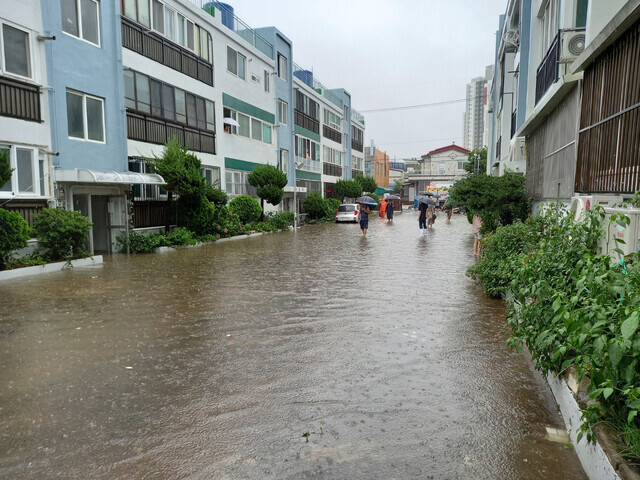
[303,192,327,220]
[266,211,294,230]
[0,209,31,270]
[32,208,92,261]
[229,195,262,224]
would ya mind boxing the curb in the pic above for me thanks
[0,256,104,282]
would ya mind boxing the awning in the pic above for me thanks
[56,168,165,185]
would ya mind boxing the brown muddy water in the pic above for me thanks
[0,211,587,479]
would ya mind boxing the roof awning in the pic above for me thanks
[57,168,165,185]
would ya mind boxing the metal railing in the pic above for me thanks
[292,61,343,109]
[190,0,274,58]
[121,17,213,86]
[0,75,41,123]
[535,30,561,104]
[295,155,322,173]
[352,108,365,125]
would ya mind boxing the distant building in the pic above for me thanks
[405,144,469,201]
[463,70,491,151]
[364,145,389,192]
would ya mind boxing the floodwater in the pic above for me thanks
[0,210,587,479]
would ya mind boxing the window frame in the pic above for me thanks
[201,166,221,187]
[66,89,105,143]
[277,52,287,80]
[264,69,270,93]
[61,0,101,47]
[226,45,246,80]
[278,99,288,125]
[0,22,33,80]
[0,144,45,197]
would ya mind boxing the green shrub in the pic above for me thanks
[249,221,277,232]
[0,209,31,270]
[265,211,294,230]
[164,227,197,246]
[229,195,262,224]
[119,227,197,253]
[324,198,341,216]
[303,192,327,220]
[178,198,216,235]
[32,208,92,261]
[467,221,538,298]
[6,253,46,269]
[213,206,244,237]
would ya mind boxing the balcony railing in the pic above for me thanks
[322,124,341,143]
[535,30,561,104]
[323,162,342,177]
[121,17,213,86]
[292,61,343,109]
[0,75,41,123]
[352,169,363,179]
[352,108,365,126]
[295,155,322,173]
[294,109,319,134]
[126,110,215,154]
[510,109,517,138]
[351,140,364,152]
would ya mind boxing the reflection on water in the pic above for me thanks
[0,211,586,479]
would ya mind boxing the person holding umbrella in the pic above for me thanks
[356,196,375,237]
[417,196,428,233]
[386,195,400,223]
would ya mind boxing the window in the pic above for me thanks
[277,53,287,80]
[225,170,256,196]
[323,146,342,165]
[278,100,288,125]
[238,113,250,137]
[1,23,31,78]
[201,166,220,187]
[61,0,99,45]
[251,118,262,141]
[0,145,45,196]
[438,163,445,175]
[227,46,246,79]
[66,90,104,142]
[458,161,468,170]
[280,149,288,173]
[324,109,341,130]
[263,70,270,93]
[123,1,211,61]
[262,124,272,144]
[223,107,237,134]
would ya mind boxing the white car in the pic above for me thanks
[335,203,361,223]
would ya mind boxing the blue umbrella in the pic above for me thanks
[356,196,377,206]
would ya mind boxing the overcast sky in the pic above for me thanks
[226,0,508,160]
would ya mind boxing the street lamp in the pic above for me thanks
[293,160,304,231]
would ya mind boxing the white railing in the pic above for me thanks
[295,155,322,173]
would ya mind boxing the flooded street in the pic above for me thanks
[0,211,586,479]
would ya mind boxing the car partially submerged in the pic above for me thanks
[335,203,360,223]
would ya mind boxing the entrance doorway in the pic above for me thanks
[91,195,110,254]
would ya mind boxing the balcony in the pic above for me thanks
[292,61,343,109]
[121,17,213,86]
[322,125,341,143]
[0,75,41,123]
[351,140,363,152]
[126,110,215,154]
[295,155,322,174]
[352,108,365,126]
[323,162,342,177]
[535,30,560,104]
[294,109,319,134]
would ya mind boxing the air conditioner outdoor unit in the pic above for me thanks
[598,207,640,257]
[570,195,593,222]
[559,29,586,63]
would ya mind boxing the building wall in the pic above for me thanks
[0,0,53,205]
[43,0,127,173]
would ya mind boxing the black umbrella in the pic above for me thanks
[356,196,377,206]
[386,195,401,200]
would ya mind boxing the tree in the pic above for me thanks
[0,149,12,188]
[464,148,488,176]
[354,174,377,194]
[146,137,225,234]
[448,171,530,234]
[393,180,404,195]
[0,209,30,270]
[335,179,362,202]
[248,164,288,221]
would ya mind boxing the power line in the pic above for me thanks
[359,94,487,113]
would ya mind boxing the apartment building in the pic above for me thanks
[462,72,490,152]
[0,0,54,224]
[488,0,639,208]
[2,0,366,248]
[364,146,389,191]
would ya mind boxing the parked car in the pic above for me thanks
[335,203,360,223]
